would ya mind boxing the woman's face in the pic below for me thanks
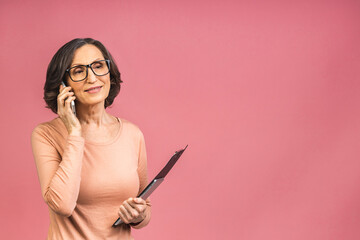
[67,44,111,107]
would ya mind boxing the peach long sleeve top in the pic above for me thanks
[31,117,151,240]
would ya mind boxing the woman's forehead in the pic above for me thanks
[71,44,104,66]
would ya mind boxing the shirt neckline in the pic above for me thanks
[84,117,123,146]
[57,117,123,146]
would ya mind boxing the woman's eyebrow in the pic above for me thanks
[70,58,104,67]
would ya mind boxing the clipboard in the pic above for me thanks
[112,145,188,227]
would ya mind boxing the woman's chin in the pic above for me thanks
[77,97,107,107]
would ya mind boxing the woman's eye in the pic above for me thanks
[93,63,103,69]
[73,69,84,75]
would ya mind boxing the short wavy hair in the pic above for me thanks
[44,38,122,114]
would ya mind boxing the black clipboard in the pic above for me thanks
[112,145,188,227]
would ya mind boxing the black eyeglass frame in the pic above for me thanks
[66,59,111,82]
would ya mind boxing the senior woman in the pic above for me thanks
[31,38,151,239]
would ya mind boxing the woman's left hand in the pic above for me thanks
[118,197,151,225]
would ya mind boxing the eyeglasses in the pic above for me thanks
[66,59,110,82]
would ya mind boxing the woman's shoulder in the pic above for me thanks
[117,117,145,137]
[32,117,66,138]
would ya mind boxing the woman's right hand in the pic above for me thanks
[57,84,81,136]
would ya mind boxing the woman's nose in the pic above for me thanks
[86,69,97,83]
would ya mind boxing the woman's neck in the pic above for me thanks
[75,101,114,126]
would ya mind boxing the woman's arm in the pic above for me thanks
[31,125,85,217]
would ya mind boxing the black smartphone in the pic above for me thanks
[61,81,76,116]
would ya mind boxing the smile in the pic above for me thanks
[85,86,102,93]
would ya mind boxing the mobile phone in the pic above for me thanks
[61,81,76,116]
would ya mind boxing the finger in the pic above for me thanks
[58,87,73,100]
[121,201,134,221]
[58,91,74,106]
[57,93,75,116]
[128,199,146,213]
[64,94,76,103]
[59,84,71,93]
[123,201,140,219]
[57,91,72,105]
[134,197,146,204]
[64,96,76,110]
[118,207,130,224]
[119,205,131,224]
[145,199,152,207]
[59,84,68,93]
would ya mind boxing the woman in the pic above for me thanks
[31,38,151,239]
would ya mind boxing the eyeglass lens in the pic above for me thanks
[69,60,109,81]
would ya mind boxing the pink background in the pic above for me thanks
[1,0,360,239]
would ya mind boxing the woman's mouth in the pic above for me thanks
[85,86,102,93]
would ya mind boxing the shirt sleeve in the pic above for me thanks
[131,130,151,229]
[31,125,85,217]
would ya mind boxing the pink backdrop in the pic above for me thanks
[1,0,360,239]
